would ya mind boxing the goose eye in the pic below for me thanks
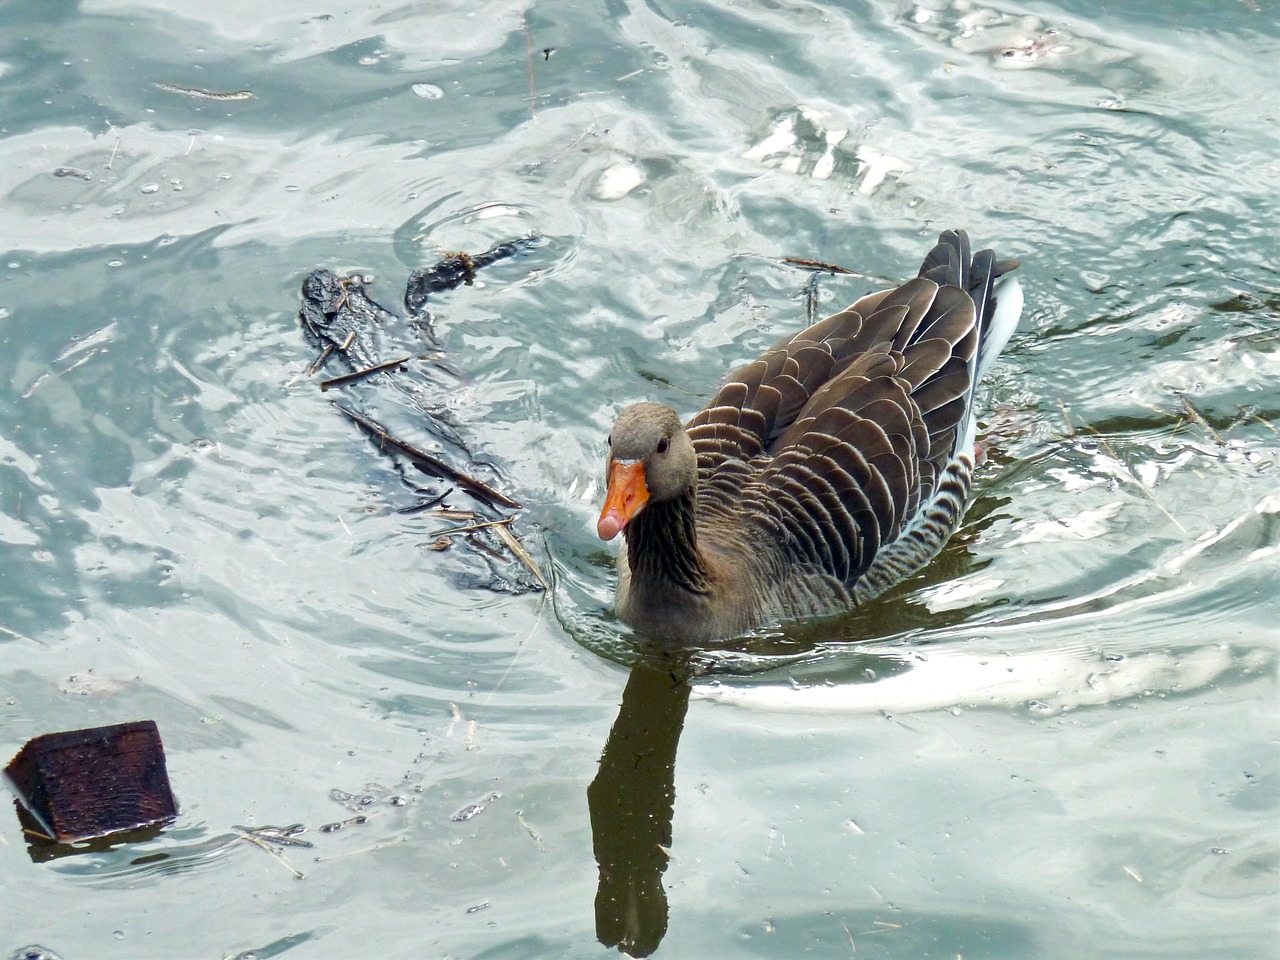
[656,437,669,454]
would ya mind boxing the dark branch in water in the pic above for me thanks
[335,405,522,511]
[320,356,411,391]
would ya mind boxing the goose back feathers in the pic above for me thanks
[598,229,1023,643]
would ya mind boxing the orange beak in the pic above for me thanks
[596,459,650,541]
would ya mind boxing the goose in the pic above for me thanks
[596,229,1023,644]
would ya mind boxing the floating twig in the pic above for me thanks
[517,810,546,852]
[305,344,335,378]
[398,488,452,514]
[335,406,521,510]
[782,257,856,275]
[1174,391,1227,446]
[234,831,305,879]
[427,508,484,521]
[1057,397,1076,438]
[432,516,546,588]
[434,516,517,537]
[1082,426,1187,534]
[0,623,42,645]
[320,356,411,391]
[491,520,549,590]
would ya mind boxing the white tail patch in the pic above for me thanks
[959,275,1024,455]
[977,276,1023,381]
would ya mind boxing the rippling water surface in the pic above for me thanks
[1,1,1277,958]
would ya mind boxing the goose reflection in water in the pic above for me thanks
[588,659,692,958]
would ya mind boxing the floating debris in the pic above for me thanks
[6,721,178,844]
[329,785,389,809]
[233,829,306,879]
[296,240,546,590]
[403,237,539,316]
[517,810,546,852]
[451,791,501,823]
[319,815,368,834]
[154,81,255,101]
[593,161,645,200]
[232,823,314,849]
[782,257,857,276]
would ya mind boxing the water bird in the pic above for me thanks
[597,229,1023,643]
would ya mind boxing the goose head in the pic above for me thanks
[597,402,697,541]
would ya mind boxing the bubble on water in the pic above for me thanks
[412,83,444,100]
[140,182,160,194]
[107,259,124,268]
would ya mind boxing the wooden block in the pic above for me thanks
[4,720,178,843]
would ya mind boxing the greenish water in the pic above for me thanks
[1,1,1277,958]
